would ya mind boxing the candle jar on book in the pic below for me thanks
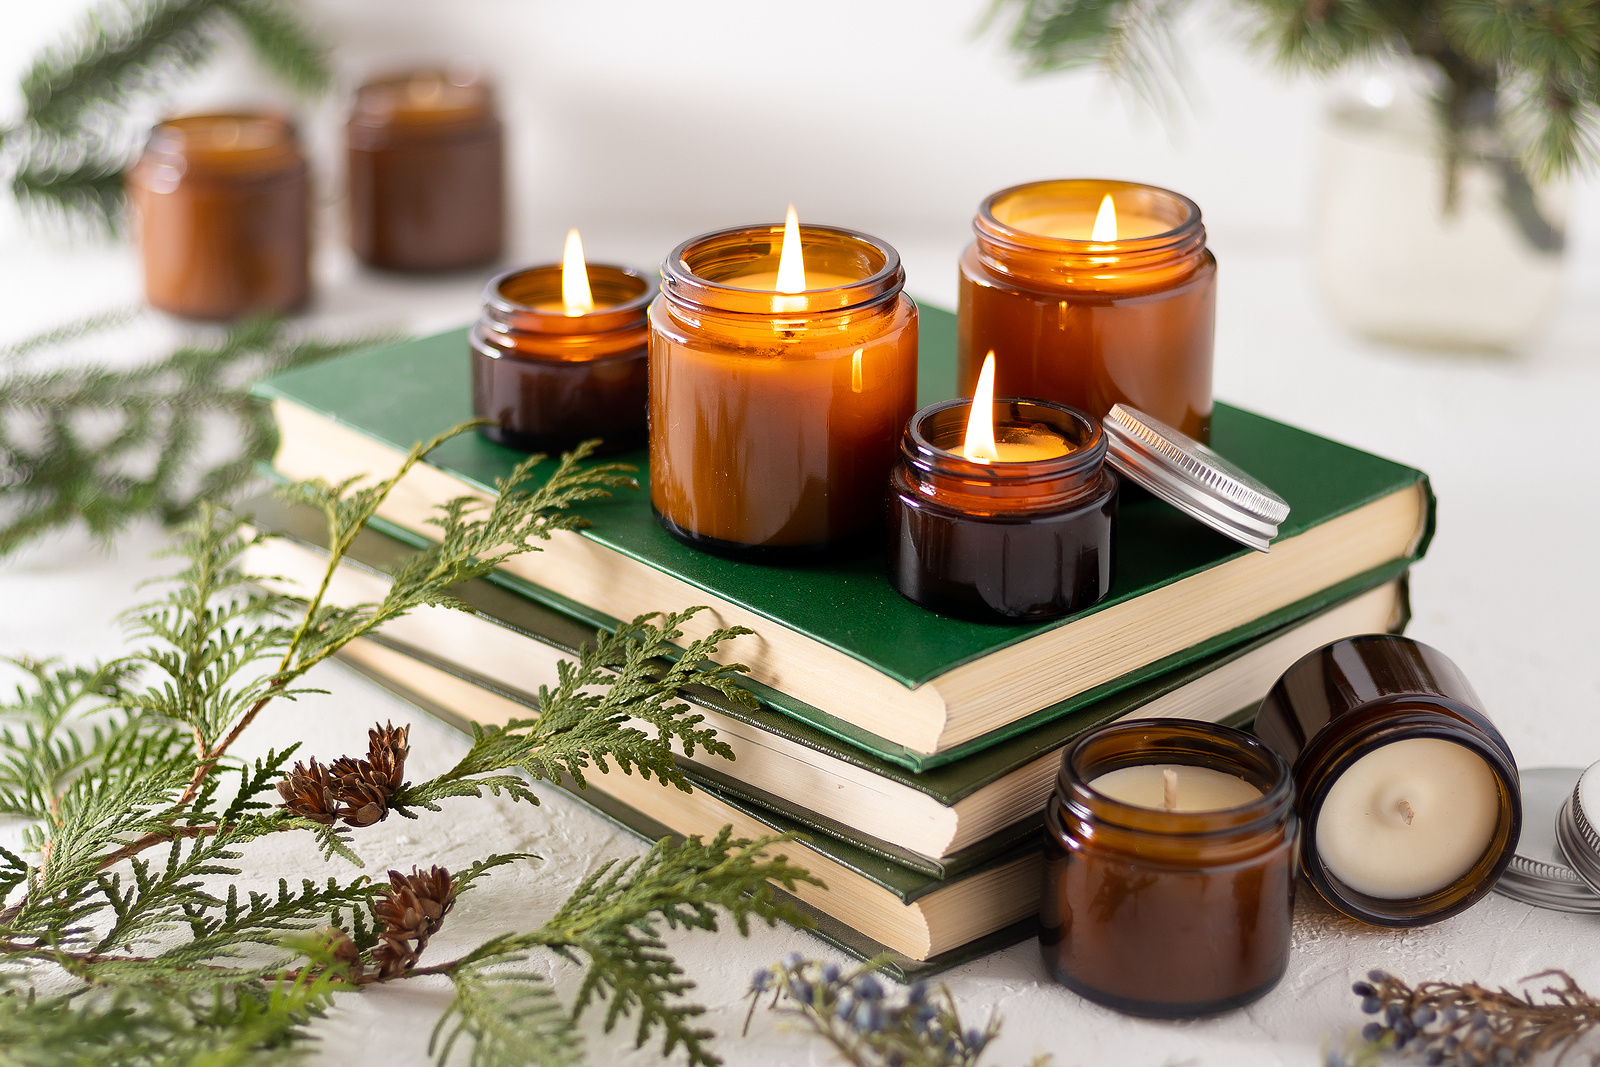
[347,70,504,271]
[127,113,309,320]
[887,397,1116,622]
[958,179,1216,441]
[650,223,918,558]
[471,263,654,453]
[1254,635,1521,926]
[1041,718,1297,1018]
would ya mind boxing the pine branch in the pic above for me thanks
[0,315,392,556]
[432,969,585,1067]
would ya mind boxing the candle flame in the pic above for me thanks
[1091,194,1117,242]
[775,204,806,293]
[961,351,999,463]
[561,228,594,316]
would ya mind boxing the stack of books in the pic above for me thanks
[247,306,1434,977]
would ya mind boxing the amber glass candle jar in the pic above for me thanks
[887,397,1116,622]
[958,179,1216,441]
[1041,719,1297,1018]
[1255,635,1522,927]
[126,113,308,320]
[650,224,918,558]
[347,70,504,271]
[471,263,653,453]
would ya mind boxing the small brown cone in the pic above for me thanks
[277,722,410,828]
[276,759,339,825]
[371,865,457,980]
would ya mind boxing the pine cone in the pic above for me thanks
[276,758,339,825]
[277,722,410,827]
[371,865,457,980]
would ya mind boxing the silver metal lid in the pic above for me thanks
[1102,405,1292,552]
[1556,761,1600,899]
[1495,767,1600,913]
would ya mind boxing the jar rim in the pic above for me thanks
[141,112,302,175]
[660,222,904,316]
[480,262,655,335]
[905,397,1107,483]
[1061,718,1296,836]
[976,178,1203,256]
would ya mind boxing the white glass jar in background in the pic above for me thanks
[1313,71,1568,353]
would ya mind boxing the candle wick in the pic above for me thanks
[1398,799,1415,825]
[1162,768,1178,811]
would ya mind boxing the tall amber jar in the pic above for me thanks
[649,224,918,559]
[127,113,308,320]
[347,71,504,271]
[958,179,1216,442]
[1041,719,1297,1018]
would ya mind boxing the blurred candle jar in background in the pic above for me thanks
[346,69,504,272]
[650,209,918,559]
[126,113,309,320]
[1314,74,1567,353]
[958,179,1216,442]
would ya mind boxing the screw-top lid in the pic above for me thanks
[1556,761,1600,898]
[1495,767,1600,913]
[1102,405,1291,552]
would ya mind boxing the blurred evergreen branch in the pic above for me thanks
[0,313,389,556]
[2,0,331,232]
[984,0,1600,183]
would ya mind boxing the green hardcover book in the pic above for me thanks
[241,494,1410,879]
[256,305,1435,768]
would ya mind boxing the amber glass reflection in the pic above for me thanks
[649,224,918,558]
[347,71,503,271]
[1255,634,1522,927]
[887,398,1116,621]
[958,179,1215,441]
[1041,719,1297,1019]
[127,113,308,320]
[472,263,653,453]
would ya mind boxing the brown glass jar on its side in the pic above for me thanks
[958,179,1215,441]
[347,71,503,271]
[127,113,309,320]
[471,263,653,454]
[1041,719,1297,1019]
[887,398,1117,622]
[1255,635,1522,927]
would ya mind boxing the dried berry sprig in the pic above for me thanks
[1348,968,1600,1066]
[744,953,1049,1067]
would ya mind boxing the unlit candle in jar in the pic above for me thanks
[1091,764,1263,812]
[1316,737,1501,899]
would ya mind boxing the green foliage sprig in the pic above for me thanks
[0,313,388,557]
[744,955,1050,1067]
[3,0,331,229]
[0,423,820,1065]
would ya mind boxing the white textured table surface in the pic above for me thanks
[4,3,1600,1063]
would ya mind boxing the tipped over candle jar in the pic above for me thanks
[470,244,654,454]
[1255,634,1521,926]
[958,179,1215,441]
[886,391,1117,622]
[1041,718,1297,1018]
[649,215,918,558]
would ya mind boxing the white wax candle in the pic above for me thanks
[1091,764,1263,812]
[1316,737,1501,899]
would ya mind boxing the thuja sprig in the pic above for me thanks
[1345,968,1600,1066]
[744,954,1049,1067]
[0,423,816,1065]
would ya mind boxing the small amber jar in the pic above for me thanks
[958,179,1216,441]
[1041,719,1297,1018]
[649,223,918,559]
[1255,635,1522,927]
[347,71,504,271]
[126,113,308,320]
[887,398,1117,622]
[471,263,654,454]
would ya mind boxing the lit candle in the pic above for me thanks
[1092,763,1264,812]
[1315,738,1502,899]
[960,352,1072,463]
[530,229,606,315]
[649,210,919,557]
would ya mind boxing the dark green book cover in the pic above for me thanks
[255,305,1434,769]
[245,492,1409,879]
